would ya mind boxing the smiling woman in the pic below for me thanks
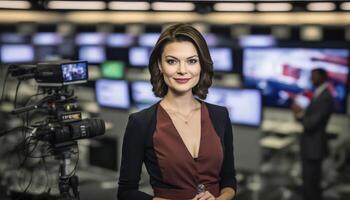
[148,24,214,100]
[159,41,201,96]
[117,23,237,200]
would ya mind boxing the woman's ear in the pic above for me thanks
[158,61,162,73]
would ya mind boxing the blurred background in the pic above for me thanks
[0,0,349,200]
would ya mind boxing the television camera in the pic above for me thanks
[3,60,106,200]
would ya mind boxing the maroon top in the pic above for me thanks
[153,103,224,199]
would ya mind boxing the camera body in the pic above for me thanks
[9,60,88,86]
[9,60,104,145]
[36,61,88,86]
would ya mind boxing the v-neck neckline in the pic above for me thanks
[159,103,203,161]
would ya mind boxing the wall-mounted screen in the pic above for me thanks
[101,61,125,79]
[130,80,160,108]
[95,79,130,109]
[209,47,233,72]
[138,33,160,47]
[35,46,60,61]
[1,33,30,44]
[206,87,262,127]
[128,47,150,67]
[243,48,349,113]
[33,32,63,45]
[107,33,134,47]
[239,35,276,47]
[79,46,106,63]
[76,33,106,45]
[204,33,219,47]
[1,44,34,63]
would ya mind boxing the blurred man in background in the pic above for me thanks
[292,68,334,200]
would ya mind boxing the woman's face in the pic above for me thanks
[159,41,201,96]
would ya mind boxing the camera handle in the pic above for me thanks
[53,141,80,200]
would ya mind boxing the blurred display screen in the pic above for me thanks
[61,61,88,83]
[206,88,262,127]
[131,80,160,107]
[138,33,160,47]
[239,35,276,47]
[76,32,106,45]
[209,47,233,72]
[79,46,106,63]
[243,48,349,113]
[95,79,130,109]
[101,61,125,79]
[107,33,134,47]
[33,32,63,45]
[1,33,30,43]
[128,47,150,67]
[1,44,34,63]
[35,46,60,61]
[204,33,219,47]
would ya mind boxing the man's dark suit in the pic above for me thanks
[299,88,334,200]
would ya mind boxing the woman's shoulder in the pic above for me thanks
[129,102,159,122]
[202,101,228,113]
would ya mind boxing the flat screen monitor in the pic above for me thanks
[35,46,60,61]
[79,46,106,63]
[107,33,134,47]
[130,81,160,107]
[128,47,150,67]
[138,33,160,47]
[243,48,349,113]
[209,47,233,72]
[206,87,262,127]
[1,33,29,43]
[1,44,34,63]
[76,32,106,45]
[106,47,129,61]
[239,35,276,47]
[203,33,219,47]
[33,32,63,45]
[95,79,130,109]
[101,61,125,79]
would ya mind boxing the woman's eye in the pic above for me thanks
[188,59,198,64]
[166,59,177,65]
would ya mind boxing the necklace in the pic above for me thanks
[161,101,201,124]
[167,107,200,124]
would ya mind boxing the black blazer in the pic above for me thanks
[300,89,334,160]
[117,101,237,199]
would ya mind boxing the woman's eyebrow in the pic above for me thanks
[164,55,198,59]
[187,55,199,59]
[164,55,178,60]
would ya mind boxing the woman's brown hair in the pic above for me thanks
[148,23,213,99]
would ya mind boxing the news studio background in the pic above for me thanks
[0,1,350,200]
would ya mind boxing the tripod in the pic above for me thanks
[52,141,80,200]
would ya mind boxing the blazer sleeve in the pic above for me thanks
[219,108,237,192]
[302,95,333,133]
[117,114,153,200]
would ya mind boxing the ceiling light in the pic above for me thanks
[213,3,255,12]
[48,1,106,10]
[152,2,195,11]
[340,2,350,11]
[0,0,31,9]
[307,2,335,11]
[108,1,150,11]
[256,3,292,12]
[301,26,322,41]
